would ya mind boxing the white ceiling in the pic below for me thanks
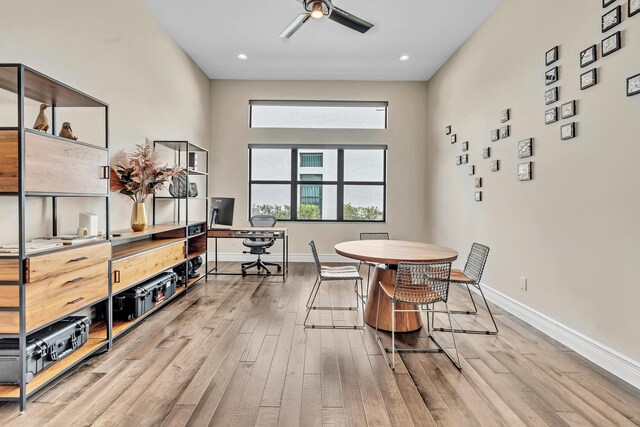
[140,0,501,81]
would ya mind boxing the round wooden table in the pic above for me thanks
[335,240,458,333]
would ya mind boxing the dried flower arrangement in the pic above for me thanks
[110,144,184,203]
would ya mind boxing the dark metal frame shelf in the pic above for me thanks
[0,64,110,411]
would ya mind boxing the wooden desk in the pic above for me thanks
[207,226,289,281]
[335,240,458,332]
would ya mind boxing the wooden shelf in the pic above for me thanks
[111,286,187,338]
[188,231,206,239]
[24,128,107,151]
[0,65,106,108]
[187,274,205,288]
[0,336,107,399]
[187,170,208,176]
[111,237,184,261]
[111,223,186,242]
[188,250,206,260]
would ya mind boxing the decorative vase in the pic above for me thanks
[130,202,147,232]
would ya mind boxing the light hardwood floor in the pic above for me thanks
[1,262,639,426]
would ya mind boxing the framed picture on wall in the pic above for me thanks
[602,31,621,56]
[475,177,483,188]
[491,129,499,142]
[561,100,576,119]
[545,87,558,105]
[580,45,597,68]
[451,134,457,144]
[500,109,510,123]
[468,165,475,175]
[518,138,533,159]
[545,46,559,66]
[602,6,622,32]
[561,122,576,140]
[482,147,491,159]
[461,154,469,164]
[518,162,532,181]
[545,107,558,124]
[603,0,616,7]
[491,160,500,172]
[631,0,640,17]
[499,125,510,139]
[580,69,598,90]
[627,73,640,96]
[545,67,558,85]
[456,156,462,165]
[462,141,469,151]
[475,191,482,202]
[445,125,452,135]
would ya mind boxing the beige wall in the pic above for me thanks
[426,0,640,361]
[0,0,210,241]
[209,80,429,256]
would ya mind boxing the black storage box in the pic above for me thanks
[0,316,91,385]
[114,272,178,321]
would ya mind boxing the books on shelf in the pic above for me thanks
[0,241,64,254]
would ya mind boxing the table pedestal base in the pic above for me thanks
[363,265,423,333]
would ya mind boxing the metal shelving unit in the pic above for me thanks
[0,64,110,411]
[152,140,209,288]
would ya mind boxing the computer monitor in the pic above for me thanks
[209,197,235,227]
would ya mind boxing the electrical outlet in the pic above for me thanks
[520,277,528,291]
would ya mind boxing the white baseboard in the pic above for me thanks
[207,252,353,264]
[476,283,640,391]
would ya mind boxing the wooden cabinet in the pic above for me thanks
[26,262,108,332]
[0,130,18,192]
[112,240,185,294]
[26,242,110,283]
[0,258,19,281]
[24,131,109,195]
[0,286,18,308]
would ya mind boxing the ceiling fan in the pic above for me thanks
[280,0,374,39]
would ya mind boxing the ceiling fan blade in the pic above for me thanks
[328,6,373,33]
[280,13,311,38]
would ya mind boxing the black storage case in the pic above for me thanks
[114,272,178,321]
[0,316,91,385]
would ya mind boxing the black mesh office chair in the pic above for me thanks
[241,215,282,276]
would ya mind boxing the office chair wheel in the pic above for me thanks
[277,266,282,272]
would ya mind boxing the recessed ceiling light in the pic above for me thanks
[399,55,410,62]
[237,54,248,60]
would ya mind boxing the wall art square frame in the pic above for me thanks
[580,69,598,90]
[627,73,640,97]
[561,100,576,119]
[445,125,451,135]
[475,178,483,188]
[603,0,615,7]
[518,162,532,181]
[545,107,558,124]
[631,0,640,17]
[461,154,469,164]
[602,31,621,57]
[602,6,622,33]
[545,67,558,86]
[545,87,559,105]
[561,122,576,140]
[456,156,462,166]
[462,141,469,151]
[499,125,510,139]
[545,46,559,66]
[468,165,475,175]
[491,129,499,142]
[580,45,597,68]
[475,191,482,202]
[518,138,533,159]
[500,109,510,123]
[482,147,491,159]
[491,160,500,172]
[451,134,457,144]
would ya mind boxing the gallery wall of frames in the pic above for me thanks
[446,0,639,202]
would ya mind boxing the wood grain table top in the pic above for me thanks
[335,240,458,265]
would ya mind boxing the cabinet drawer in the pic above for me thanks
[0,286,19,307]
[112,241,185,294]
[27,242,111,283]
[0,312,18,334]
[26,262,108,332]
[25,131,108,195]
[0,258,19,281]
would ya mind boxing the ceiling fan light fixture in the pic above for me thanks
[310,2,325,19]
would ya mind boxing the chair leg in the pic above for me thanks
[450,283,479,315]
[306,277,320,309]
[445,303,462,370]
[434,283,499,335]
[391,302,395,370]
[304,278,363,329]
[303,278,323,327]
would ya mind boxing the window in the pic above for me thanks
[249,100,388,129]
[249,145,386,222]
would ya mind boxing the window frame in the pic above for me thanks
[248,144,387,223]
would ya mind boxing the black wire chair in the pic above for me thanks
[304,241,364,329]
[374,261,461,370]
[433,243,497,335]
